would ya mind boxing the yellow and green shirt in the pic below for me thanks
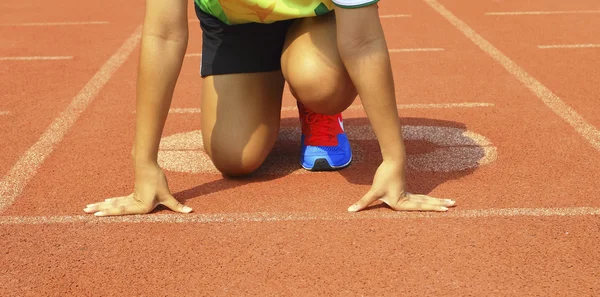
[195,0,379,25]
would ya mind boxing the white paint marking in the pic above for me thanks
[286,102,491,112]
[0,56,73,61]
[0,25,143,213]
[185,53,202,58]
[424,0,600,151]
[0,111,9,116]
[347,102,494,111]
[380,14,412,18]
[389,48,445,52]
[280,106,300,112]
[169,108,201,114]
[0,21,109,26]
[1,207,599,225]
[485,10,600,16]
[538,44,600,49]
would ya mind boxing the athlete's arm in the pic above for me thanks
[134,0,189,164]
[84,0,192,216]
[334,3,455,212]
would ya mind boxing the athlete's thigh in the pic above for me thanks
[195,3,290,175]
[281,11,357,114]
[200,72,285,174]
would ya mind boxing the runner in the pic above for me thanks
[83,0,456,216]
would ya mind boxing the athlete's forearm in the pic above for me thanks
[335,5,406,163]
[133,33,188,165]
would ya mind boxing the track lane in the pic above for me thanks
[435,0,600,129]
[0,0,144,176]
[2,0,600,217]
[2,217,599,296]
[2,0,600,296]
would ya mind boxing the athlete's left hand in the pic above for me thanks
[347,160,456,212]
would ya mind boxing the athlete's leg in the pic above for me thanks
[281,11,357,115]
[195,4,291,177]
[201,72,284,177]
[280,11,356,171]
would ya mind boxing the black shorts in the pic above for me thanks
[194,4,296,77]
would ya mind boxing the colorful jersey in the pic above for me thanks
[195,0,379,25]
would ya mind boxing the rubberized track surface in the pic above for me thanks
[1,0,599,296]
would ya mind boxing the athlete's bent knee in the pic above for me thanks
[288,71,357,115]
[203,136,271,177]
[209,151,265,177]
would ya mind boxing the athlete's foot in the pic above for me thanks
[297,101,352,171]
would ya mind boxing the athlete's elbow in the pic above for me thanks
[143,29,189,44]
[142,20,189,44]
[337,30,387,60]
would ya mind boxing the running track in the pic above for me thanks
[1,0,600,295]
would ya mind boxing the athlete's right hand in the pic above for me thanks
[84,163,193,216]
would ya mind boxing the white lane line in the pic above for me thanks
[1,207,599,225]
[348,102,494,111]
[0,56,73,61]
[0,25,143,213]
[538,44,600,49]
[148,102,494,114]
[485,10,600,16]
[424,0,600,151]
[0,21,109,26]
[169,108,201,114]
[389,48,445,52]
[0,111,9,116]
[184,53,202,58]
[380,14,412,18]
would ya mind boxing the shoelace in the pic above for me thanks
[302,107,336,144]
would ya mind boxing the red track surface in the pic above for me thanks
[2,0,599,296]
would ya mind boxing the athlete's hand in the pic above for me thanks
[347,160,456,212]
[84,163,192,216]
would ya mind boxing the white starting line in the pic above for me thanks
[0,21,109,26]
[0,56,73,61]
[1,207,599,225]
[380,14,412,18]
[538,44,600,49]
[484,10,600,16]
[389,48,445,52]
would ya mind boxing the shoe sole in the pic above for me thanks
[301,156,352,171]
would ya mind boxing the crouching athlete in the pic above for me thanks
[83,0,457,216]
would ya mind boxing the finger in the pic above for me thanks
[84,198,130,213]
[160,195,193,214]
[84,201,111,213]
[105,195,130,203]
[391,199,448,212]
[348,189,383,212]
[84,195,131,213]
[408,194,456,207]
[94,203,150,217]
[84,202,108,213]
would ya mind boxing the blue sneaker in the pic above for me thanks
[297,102,352,171]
